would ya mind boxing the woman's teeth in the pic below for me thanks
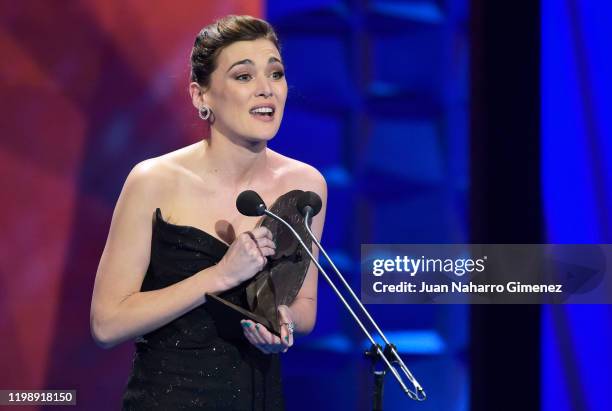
[250,107,274,116]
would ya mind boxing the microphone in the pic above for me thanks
[236,190,267,216]
[234,189,425,401]
[296,191,322,218]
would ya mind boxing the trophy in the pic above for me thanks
[206,190,313,337]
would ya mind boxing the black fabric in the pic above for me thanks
[121,208,284,410]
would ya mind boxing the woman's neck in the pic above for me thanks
[198,129,270,188]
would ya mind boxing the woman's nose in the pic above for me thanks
[255,78,273,98]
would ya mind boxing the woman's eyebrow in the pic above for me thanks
[226,57,283,72]
[268,57,283,65]
[227,59,253,72]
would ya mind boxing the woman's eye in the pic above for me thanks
[235,74,251,81]
[271,71,285,80]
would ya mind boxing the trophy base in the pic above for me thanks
[205,293,281,339]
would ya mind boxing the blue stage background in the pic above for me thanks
[541,1,612,411]
[265,1,470,410]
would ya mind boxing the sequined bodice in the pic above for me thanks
[121,208,284,410]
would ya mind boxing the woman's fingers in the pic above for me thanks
[241,321,274,352]
[256,323,282,350]
[254,236,275,250]
[242,321,267,345]
[278,310,290,353]
[278,305,294,351]
[259,246,276,258]
[259,322,286,354]
[219,228,275,286]
[244,229,275,261]
[251,231,276,258]
[241,320,270,354]
[241,320,286,354]
[250,226,274,242]
[279,324,289,354]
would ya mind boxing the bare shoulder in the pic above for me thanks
[123,145,193,203]
[122,157,174,204]
[269,150,327,195]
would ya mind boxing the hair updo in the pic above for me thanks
[190,15,281,89]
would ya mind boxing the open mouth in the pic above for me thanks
[249,106,275,120]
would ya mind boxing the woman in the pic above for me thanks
[90,15,327,410]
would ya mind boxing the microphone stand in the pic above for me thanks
[302,209,426,402]
[262,207,426,409]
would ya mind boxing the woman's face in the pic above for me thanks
[204,38,287,144]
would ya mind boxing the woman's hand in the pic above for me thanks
[240,305,295,354]
[216,227,275,290]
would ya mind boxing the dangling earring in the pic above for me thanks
[198,105,211,121]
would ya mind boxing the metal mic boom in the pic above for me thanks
[262,205,426,401]
[301,208,426,401]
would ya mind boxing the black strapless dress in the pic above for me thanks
[121,208,285,410]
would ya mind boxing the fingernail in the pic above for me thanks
[255,324,260,330]
[285,336,289,342]
[242,322,251,328]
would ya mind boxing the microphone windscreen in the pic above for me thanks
[297,191,322,217]
[236,190,267,216]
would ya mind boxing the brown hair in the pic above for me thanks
[190,15,281,89]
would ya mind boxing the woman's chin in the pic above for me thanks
[246,129,278,142]
[241,133,275,146]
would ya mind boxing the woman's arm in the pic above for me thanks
[90,160,225,348]
[91,159,275,349]
[287,165,328,336]
[92,263,229,349]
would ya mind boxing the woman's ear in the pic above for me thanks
[188,82,206,109]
